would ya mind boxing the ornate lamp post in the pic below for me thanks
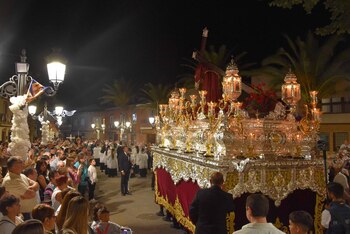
[0,50,66,158]
[91,119,105,140]
[114,120,131,143]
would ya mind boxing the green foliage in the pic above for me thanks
[100,78,136,106]
[139,83,171,110]
[253,31,350,101]
[267,0,350,35]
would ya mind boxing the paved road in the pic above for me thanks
[95,169,186,234]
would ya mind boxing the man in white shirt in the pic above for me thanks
[233,194,284,234]
[2,156,39,220]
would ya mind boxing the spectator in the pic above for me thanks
[31,204,56,233]
[88,159,97,201]
[61,196,93,234]
[233,194,284,234]
[189,172,234,234]
[326,182,350,233]
[321,199,331,232]
[23,167,41,204]
[0,194,23,233]
[43,170,58,206]
[2,156,39,220]
[74,153,89,196]
[91,202,105,230]
[51,174,69,212]
[288,210,313,234]
[93,207,121,234]
[12,219,44,234]
[35,159,49,202]
[56,190,81,230]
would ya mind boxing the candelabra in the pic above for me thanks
[155,60,321,161]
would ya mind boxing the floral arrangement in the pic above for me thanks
[242,82,278,116]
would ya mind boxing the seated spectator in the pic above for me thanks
[61,196,93,234]
[56,190,80,230]
[233,194,284,234]
[327,182,350,233]
[0,194,23,233]
[12,219,44,234]
[288,210,313,234]
[93,207,121,234]
[32,204,56,233]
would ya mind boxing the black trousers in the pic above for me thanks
[121,171,130,195]
[88,181,96,200]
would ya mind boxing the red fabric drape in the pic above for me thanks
[194,64,221,103]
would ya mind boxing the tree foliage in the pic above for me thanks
[252,31,350,101]
[267,0,350,35]
[139,83,171,110]
[100,78,136,107]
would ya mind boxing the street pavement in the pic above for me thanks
[94,169,186,234]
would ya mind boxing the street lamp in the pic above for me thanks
[114,120,131,143]
[91,119,105,140]
[149,116,155,126]
[0,49,66,158]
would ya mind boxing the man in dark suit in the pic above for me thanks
[119,146,132,196]
[189,172,234,234]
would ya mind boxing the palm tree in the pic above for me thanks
[100,78,136,107]
[139,83,171,110]
[252,31,350,101]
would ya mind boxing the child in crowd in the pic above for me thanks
[93,207,121,234]
[88,159,97,201]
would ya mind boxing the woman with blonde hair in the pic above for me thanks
[61,196,92,234]
[56,190,81,231]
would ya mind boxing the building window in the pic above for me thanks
[321,97,350,113]
[109,116,114,128]
[132,113,137,123]
[333,132,349,151]
[80,118,85,127]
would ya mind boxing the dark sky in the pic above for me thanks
[0,0,329,109]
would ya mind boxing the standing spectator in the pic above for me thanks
[0,194,23,233]
[51,175,70,213]
[61,196,92,234]
[119,146,132,196]
[88,159,97,201]
[35,160,49,202]
[138,147,149,177]
[288,210,313,234]
[233,194,284,234]
[31,204,56,233]
[42,170,58,206]
[56,191,81,231]
[74,153,89,196]
[0,144,10,177]
[22,167,41,204]
[189,171,234,234]
[93,207,121,234]
[2,156,39,220]
[326,182,350,233]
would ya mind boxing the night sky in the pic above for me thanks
[0,0,329,109]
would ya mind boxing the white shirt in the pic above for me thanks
[233,223,284,234]
[88,165,97,183]
[321,209,331,229]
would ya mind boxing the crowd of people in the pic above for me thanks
[0,137,152,233]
